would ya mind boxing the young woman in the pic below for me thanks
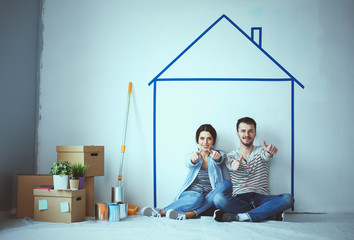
[141,124,230,220]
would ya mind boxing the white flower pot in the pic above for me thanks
[53,175,69,190]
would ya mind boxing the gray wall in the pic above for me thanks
[0,0,40,212]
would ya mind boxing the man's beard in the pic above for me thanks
[241,138,254,147]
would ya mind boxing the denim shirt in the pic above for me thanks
[174,149,225,201]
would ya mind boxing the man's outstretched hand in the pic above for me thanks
[263,140,278,157]
[231,155,244,171]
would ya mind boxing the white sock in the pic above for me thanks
[237,213,250,221]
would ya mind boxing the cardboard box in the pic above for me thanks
[34,189,86,223]
[17,174,94,218]
[56,146,104,176]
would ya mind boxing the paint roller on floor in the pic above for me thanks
[112,82,132,203]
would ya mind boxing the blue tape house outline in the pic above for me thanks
[148,14,305,208]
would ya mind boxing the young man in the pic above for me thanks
[213,117,294,222]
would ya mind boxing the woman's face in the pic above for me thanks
[198,131,214,151]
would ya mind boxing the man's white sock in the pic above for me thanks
[237,213,250,221]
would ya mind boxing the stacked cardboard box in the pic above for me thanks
[34,189,86,223]
[17,174,94,218]
[56,146,104,176]
[17,146,105,223]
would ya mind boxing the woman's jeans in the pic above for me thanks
[214,180,294,222]
[163,180,231,216]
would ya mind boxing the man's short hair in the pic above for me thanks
[236,117,257,132]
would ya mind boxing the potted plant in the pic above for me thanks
[49,160,72,190]
[69,166,80,190]
[71,162,89,189]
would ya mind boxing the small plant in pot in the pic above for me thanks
[71,162,89,189]
[49,160,72,190]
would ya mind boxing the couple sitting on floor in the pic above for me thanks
[141,117,294,222]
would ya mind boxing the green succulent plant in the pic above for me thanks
[70,162,89,178]
[49,160,72,176]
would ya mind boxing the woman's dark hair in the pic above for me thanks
[195,124,217,143]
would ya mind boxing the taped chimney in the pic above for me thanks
[251,27,262,48]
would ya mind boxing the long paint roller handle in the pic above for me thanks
[128,82,132,94]
[118,82,132,185]
[119,145,125,186]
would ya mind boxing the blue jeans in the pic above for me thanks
[214,180,294,222]
[164,180,231,216]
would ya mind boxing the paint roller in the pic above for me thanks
[112,82,132,203]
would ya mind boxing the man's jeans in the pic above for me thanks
[214,180,294,222]
[163,180,231,216]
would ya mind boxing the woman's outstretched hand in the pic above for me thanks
[190,149,202,164]
[208,149,221,161]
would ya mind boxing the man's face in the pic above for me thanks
[237,122,256,147]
